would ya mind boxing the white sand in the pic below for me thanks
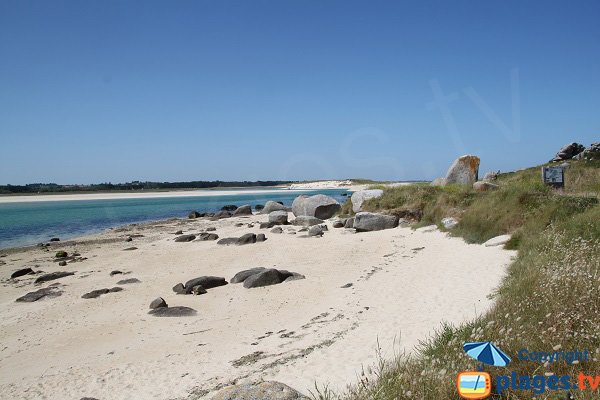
[0,214,515,400]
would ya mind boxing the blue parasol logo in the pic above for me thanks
[463,341,511,367]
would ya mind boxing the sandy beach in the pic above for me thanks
[0,211,515,400]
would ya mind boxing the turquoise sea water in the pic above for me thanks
[0,189,349,249]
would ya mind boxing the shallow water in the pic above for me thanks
[0,189,349,249]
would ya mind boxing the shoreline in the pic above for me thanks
[0,182,372,204]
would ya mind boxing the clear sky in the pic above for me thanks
[1,1,599,184]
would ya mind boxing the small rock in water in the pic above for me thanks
[221,204,238,211]
[116,278,141,285]
[49,237,60,242]
[148,306,197,317]
[11,267,34,279]
[149,297,168,309]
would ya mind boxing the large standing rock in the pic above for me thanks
[243,269,286,288]
[551,142,585,161]
[233,205,253,216]
[230,267,267,283]
[445,155,480,185]
[292,195,340,219]
[268,211,289,225]
[353,212,399,232]
[292,216,324,227]
[211,381,309,400]
[351,189,383,213]
[260,201,287,214]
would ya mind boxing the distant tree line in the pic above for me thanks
[0,180,293,194]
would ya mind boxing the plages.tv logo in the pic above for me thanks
[457,341,511,399]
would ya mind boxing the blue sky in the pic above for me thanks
[1,1,599,184]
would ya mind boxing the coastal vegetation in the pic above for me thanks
[0,180,293,194]
[322,159,600,399]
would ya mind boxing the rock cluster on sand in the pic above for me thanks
[217,233,266,245]
[292,194,340,219]
[230,268,305,288]
[211,381,309,400]
[353,212,399,232]
[351,189,383,212]
[172,276,228,295]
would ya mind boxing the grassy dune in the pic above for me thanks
[321,160,600,399]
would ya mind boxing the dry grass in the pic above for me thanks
[321,160,600,399]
